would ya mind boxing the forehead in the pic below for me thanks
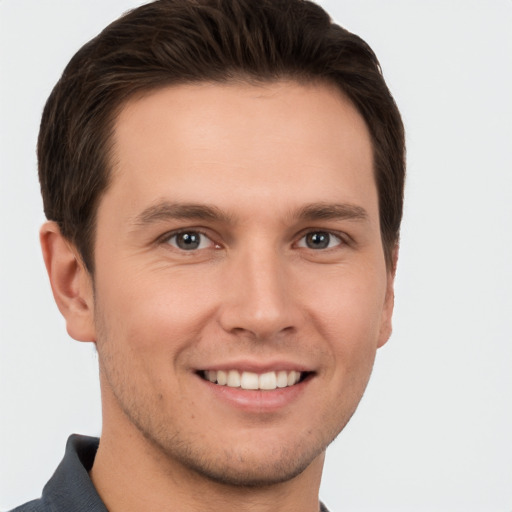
[104,80,376,224]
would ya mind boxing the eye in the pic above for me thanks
[297,231,343,250]
[166,231,215,251]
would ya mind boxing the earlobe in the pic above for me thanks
[40,221,96,342]
[377,245,399,348]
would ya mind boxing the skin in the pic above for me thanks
[41,81,396,512]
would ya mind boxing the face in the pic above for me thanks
[89,81,395,486]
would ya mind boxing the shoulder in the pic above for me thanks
[8,499,51,512]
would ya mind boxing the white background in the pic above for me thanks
[1,1,511,510]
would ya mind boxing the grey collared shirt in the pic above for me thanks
[10,434,331,512]
[10,435,107,512]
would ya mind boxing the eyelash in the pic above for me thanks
[160,228,349,252]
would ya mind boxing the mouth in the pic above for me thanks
[198,369,310,391]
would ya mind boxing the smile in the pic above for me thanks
[199,370,306,390]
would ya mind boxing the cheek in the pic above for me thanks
[93,265,221,361]
[303,266,387,377]
[306,266,387,337]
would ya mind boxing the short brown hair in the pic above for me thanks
[38,0,405,272]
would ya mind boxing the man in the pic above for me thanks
[11,0,405,510]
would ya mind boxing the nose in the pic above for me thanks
[218,247,300,341]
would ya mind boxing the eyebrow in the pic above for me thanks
[131,201,233,227]
[131,200,369,229]
[295,202,369,223]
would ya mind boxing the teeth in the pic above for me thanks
[259,371,277,390]
[227,370,241,387]
[288,370,300,386]
[203,370,304,390]
[217,370,227,385]
[276,370,288,388]
[241,371,259,390]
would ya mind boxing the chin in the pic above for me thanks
[155,406,357,487]
[162,440,327,488]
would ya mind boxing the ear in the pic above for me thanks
[40,221,96,342]
[377,245,399,348]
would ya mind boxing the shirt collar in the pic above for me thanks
[42,434,107,512]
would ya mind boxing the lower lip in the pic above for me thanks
[199,375,311,413]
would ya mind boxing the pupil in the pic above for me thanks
[307,232,330,249]
[177,232,200,250]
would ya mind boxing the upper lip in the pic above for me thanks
[195,360,314,373]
